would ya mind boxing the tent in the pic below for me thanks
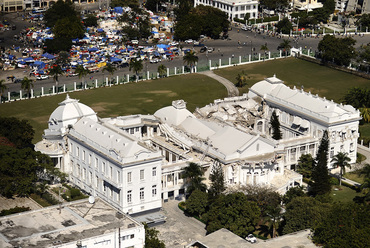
[31,61,46,69]
[110,57,122,63]
[42,53,55,59]
[114,7,123,14]
[88,47,99,52]
[24,57,35,62]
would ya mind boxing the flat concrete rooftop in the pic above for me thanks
[0,198,140,248]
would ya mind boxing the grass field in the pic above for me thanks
[331,186,363,203]
[344,171,366,184]
[213,57,370,101]
[0,74,227,143]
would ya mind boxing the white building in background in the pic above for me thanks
[35,76,360,214]
[0,198,144,248]
[194,0,258,21]
[292,0,323,11]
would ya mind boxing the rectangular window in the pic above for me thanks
[88,154,92,165]
[127,172,132,183]
[152,185,157,197]
[140,169,144,180]
[135,127,139,132]
[95,158,98,168]
[127,190,132,203]
[82,150,85,161]
[102,162,106,174]
[95,176,99,188]
[109,166,113,179]
[89,171,92,184]
[241,6,245,11]
[235,6,238,11]
[130,128,134,134]
[117,191,120,202]
[117,171,121,183]
[350,143,354,152]
[330,147,334,158]
[76,146,79,157]
[140,188,144,200]
[152,167,157,177]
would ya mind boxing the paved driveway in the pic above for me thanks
[156,199,207,248]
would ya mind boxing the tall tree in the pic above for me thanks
[75,65,90,88]
[157,64,167,78]
[235,70,249,88]
[49,64,64,93]
[20,77,34,99]
[183,51,198,73]
[0,117,35,148]
[270,110,282,140]
[318,35,356,66]
[278,39,291,57]
[310,130,331,196]
[276,17,293,34]
[260,43,269,61]
[331,152,351,186]
[129,59,143,82]
[0,79,7,103]
[143,223,166,248]
[209,161,225,197]
[297,154,314,178]
[183,162,207,196]
[103,63,117,83]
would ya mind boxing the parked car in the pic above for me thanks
[184,39,193,44]
[200,47,207,53]
[169,41,179,46]
[207,47,214,53]
[245,234,257,243]
[36,75,49,80]
[150,58,161,63]
[131,40,139,45]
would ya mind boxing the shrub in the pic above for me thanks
[0,206,30,216]
[329,177,339,185]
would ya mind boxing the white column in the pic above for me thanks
[106,77,109,87]
[95,79,98,88]
[182,66,184,74]
[249,54,251,62]
[31,89,34,98]
[63,84,66,93]
[258,53,261,60]
[8,91,10,101]
[116,75,119,84]
[20,90,22,100]
[229,57,231,65]
[219,58,221,67]
[126,74,129,82]
[280,50,282,57]
[239,56,241,64]
[209,60,212,70]
[194,66,197,73]
[174,67,177,75]
[52,86,55,94]
[147,71,150,79]
[166,67,169,77]
[74,82,77,91]
[268,51,271,59]
[41,87,44,96]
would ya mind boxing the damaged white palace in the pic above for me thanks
[35,75,361,215]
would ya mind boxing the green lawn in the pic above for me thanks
[0,74,227,143]
[213,57,370,102]
[331,186,363,203]
[344,171,366,184]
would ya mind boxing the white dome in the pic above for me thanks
[154,100,194,126]
[48,95,98,133]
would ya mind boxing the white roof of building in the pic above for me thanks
[249,76,360,124]
[211,0,258,5]
[70,117,161,164]
[154,100,195,126]
[47,95,98,134]
[0,198,142,248]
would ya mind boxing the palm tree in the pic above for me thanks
[102,63,117,84]
[260,43,269,61]
[75,65,90,88]
[183,162,207,196]
[360,106,370,123]
[49,64,64,93]
[183,50,198,73]
[235,70,249,87]
[20,77,34,99]
[129,59,143,82]
[279,39,292,57]
[331,152,351,186]
[0,79,7,103]
[157,64,167,78]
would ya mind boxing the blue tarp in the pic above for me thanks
[157,44,169,49]
[114,7,123,14]
[110,57,122,62]
[42,53,55,59]
[24,57,35,62]
[31,61,46,69]
[88,47,99,52]
[97,28,104,32]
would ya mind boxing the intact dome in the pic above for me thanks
[47,95,98,133]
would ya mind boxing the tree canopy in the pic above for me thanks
[203,192,261,237]
[175,5,229,40]
[0,117,34,148]
[144,223,166,248]
[270,110,282,140]
[185,189,208,218]
[318,35,356,66]
[276,17,293,34]
[183,162,207,196]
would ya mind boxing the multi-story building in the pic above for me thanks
[36,76,360,214]
[194,0,258,21]
[0,198,144,248]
